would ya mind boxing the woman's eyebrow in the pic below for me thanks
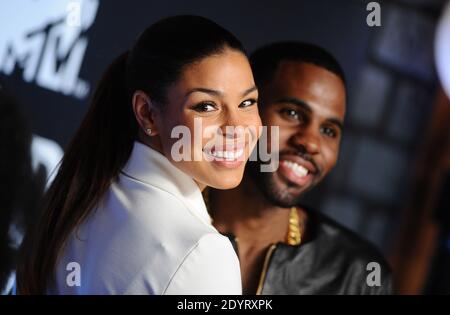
[241,86,257,97]
[184,86,257,99]
[185,87,223,97]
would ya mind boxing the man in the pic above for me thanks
[207,42,392,294]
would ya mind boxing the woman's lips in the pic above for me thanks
[205,148,244,159]
[278,159,314,186]
[203,144,247,169]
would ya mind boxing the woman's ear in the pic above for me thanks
[132,90,159,136]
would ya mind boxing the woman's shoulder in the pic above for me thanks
[160,232,241,294]
[104,177,216,239]
[52,178,226,294]
[88,177,221,262]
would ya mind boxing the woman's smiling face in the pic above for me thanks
[151,48,261,190]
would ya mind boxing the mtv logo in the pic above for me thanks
[0,0,100,99]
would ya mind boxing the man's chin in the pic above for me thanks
[275,169,315,191]
[258,173,313,207]
[246,161,317,206]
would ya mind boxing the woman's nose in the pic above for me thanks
[220,109,246,137]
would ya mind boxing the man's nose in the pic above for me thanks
[291,126,320,155]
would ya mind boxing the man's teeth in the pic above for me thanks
[208,149,244,160]
[283,160,309,177]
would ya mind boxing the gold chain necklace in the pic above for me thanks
[204,188,302,245]
[286,206,302,245]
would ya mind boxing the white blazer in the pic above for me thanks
[49,142,242,295]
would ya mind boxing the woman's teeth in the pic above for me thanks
[283,160,309,177]
[207,149,244,160]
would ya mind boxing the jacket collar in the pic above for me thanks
[121,141,212,226]
[222,206,317,248]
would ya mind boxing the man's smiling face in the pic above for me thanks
[249,60,346,207]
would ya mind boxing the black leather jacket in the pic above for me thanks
[226,209,393,295]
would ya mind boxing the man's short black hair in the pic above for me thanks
[250,41,346,87]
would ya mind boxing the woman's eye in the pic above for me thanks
[192,102,217,112]
[321,126,337,138]
[239,99,257,108]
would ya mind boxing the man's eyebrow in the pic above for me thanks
[276,97,344,131]
[275,97,312,113]
[326,117,344,132]
[185,88,223,97]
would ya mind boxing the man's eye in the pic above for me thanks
[239,98,258,108]
[280,108,300,120]
[192,102,217,112]
[321,126,337,138]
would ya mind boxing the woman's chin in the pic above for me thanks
[207,172,244,190]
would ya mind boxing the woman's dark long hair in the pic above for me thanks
[17,15,246,294]
[0,90,44,294]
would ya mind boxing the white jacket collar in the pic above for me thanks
[121,141,212,225]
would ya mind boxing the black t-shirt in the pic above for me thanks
[226,208,393,295]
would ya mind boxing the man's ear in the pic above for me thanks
[132,90,159,136]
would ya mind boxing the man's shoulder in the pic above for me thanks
[262,207,393,294]
[309,209,391,273]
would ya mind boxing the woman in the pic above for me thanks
[17,15,261,294]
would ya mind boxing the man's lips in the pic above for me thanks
[278,161,313,187]
[279,154,318,175]
[277,154,319,187]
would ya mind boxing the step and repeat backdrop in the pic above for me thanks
[0,0,446,264]
[0,0,372,146]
